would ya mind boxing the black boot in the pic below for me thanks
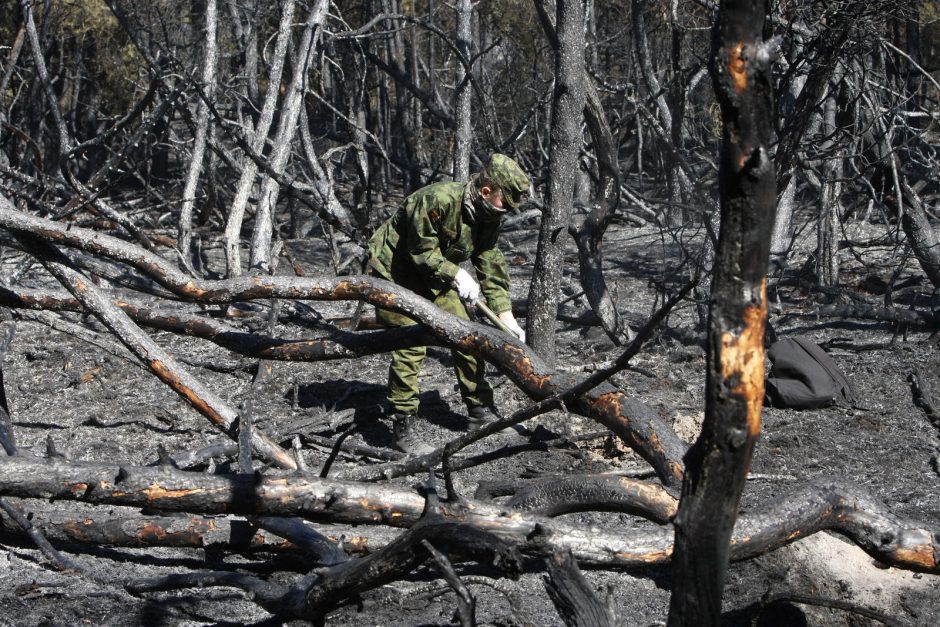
[391,412,434,455]
[466,405,500,430]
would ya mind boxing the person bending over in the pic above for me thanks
[368,154,529,452]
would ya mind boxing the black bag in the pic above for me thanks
[765,337,856,410]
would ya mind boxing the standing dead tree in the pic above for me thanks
[527,0,587,368]
[669,0,777,624]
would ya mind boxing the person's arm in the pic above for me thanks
[471,220,511,313]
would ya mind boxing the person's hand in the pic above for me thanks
[498,310,525,343]
[454,268,481,301]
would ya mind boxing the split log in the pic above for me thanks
[0,457,936,573]
[0,201,687,486]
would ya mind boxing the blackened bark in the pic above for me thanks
[0,457,936,573]
[668,1,777,625]
[545,551,617,627]
[527,0,587,368]
[532,3,626,346]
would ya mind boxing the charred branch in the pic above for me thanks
[545,551,618,627]
[18,236,295,470]
[0,201,687,486]
[0,457,937,574]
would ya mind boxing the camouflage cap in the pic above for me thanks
[483,153,530,210]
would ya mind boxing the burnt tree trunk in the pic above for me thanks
[668,2,777,625]
[527,0,586,368]
[533,2,628,346]
[452,0,473,181]
[178,0,218,265]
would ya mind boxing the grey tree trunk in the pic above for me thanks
[224,0,296,278]
[816,77,844,288]
[249,0,330,273]
[899,180,940,290]
[178,0,218,267]
[526,0,586,368]
[769,27,809,265]
[453,0,473,181]
[632,0,690,226]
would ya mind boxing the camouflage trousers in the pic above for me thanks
[376,288,493,415]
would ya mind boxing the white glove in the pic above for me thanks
[454,268,481,301]
[498,311,526,343]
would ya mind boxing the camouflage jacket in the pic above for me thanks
[368,181,512,314]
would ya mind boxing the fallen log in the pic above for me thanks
[0,456,936,573]
[0,202,687,486]
[11,233,296,470]
[128,513,522,623]
[0,509,399,557]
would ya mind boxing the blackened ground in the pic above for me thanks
[0,217,937,626]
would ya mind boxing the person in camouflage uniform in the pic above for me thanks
[368,154,529,453]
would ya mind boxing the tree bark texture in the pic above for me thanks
[668,2,777,625]
[452,0,473,181]
[533,2,628,346]
[527,0,587,368]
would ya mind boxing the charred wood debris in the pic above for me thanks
[0,0,939,625]
[0,193,938,624]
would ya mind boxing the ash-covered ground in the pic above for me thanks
[0,217,937,626]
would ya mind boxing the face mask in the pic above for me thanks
[465,176,508,222]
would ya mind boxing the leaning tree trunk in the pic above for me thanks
[668,1,777,625]
[223,0,295,278]
[527,0,586,368]
[248,0,329,274]
[899,180,940,290]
